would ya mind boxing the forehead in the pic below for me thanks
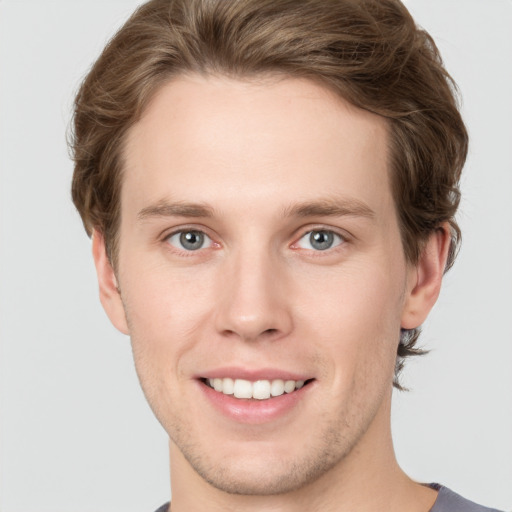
[122,74,391,219]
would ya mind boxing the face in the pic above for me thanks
[95,74,435,496]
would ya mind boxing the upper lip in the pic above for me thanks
[196,367,312,382]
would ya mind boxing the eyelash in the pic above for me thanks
[163,227,216,254]
[292,229,346,252]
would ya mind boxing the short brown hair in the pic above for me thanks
[70,0,468,387]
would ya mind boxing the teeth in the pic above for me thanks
[270,379,285,397]
[284,380,295,393]
[206,378,307,400]
[253,380,271,400]
[222,377,234,395]
[234,379,253,399]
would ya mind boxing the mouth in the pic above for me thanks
[201,377,315,400]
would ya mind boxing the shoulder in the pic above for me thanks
[431,485,505,512]
[153,503,170,512]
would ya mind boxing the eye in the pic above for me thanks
[166,230,213,251]
[295,230,344,251]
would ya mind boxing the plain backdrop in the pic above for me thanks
[0,1,511,511]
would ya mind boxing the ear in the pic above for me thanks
[401,223,452,330]
[91,229,130,335]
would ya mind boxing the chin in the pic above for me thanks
[174,425,355,497]
[190,457,335,496]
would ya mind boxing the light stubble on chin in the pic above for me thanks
[167,395,377,497]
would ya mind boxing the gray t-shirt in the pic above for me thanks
[153,485,504,512]
[429,484,503,512]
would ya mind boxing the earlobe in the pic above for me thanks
[91,229,130,335]
[401,224,452,330]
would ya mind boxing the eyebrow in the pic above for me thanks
[137,197,375,222]
[282,198,376,220]
[137,201,214,221]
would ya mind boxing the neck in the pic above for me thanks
[168,394,437,512]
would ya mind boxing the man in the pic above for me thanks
[70,0,502,510]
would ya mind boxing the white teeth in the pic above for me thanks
[206,377,307,400]
[253,380,271,400]
[222,377,234,395]
[270,379,285,397]
[284,380,296,393]
[233,379,253,399]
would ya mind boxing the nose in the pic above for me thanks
[214,247,293,343]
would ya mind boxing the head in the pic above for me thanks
[70,0,467,498]
[71,0,468,386]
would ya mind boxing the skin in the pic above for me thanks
[92,74,450,512]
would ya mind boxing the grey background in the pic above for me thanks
[0,1,511,511]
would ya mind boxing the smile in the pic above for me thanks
[198,372,315,423]
[204,377,309,400]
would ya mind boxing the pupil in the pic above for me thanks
[310,231,333,250]
[180,231,204,250]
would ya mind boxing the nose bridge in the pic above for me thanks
[215,240,292,341]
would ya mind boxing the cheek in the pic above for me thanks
[118,262,221,424]
[120,260,218,372]
[294,260,405,380]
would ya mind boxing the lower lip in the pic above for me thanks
[198,380,312,424]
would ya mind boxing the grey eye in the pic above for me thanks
[310,231,334,250]
[167,230,211,251]
[296,230,343,251]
